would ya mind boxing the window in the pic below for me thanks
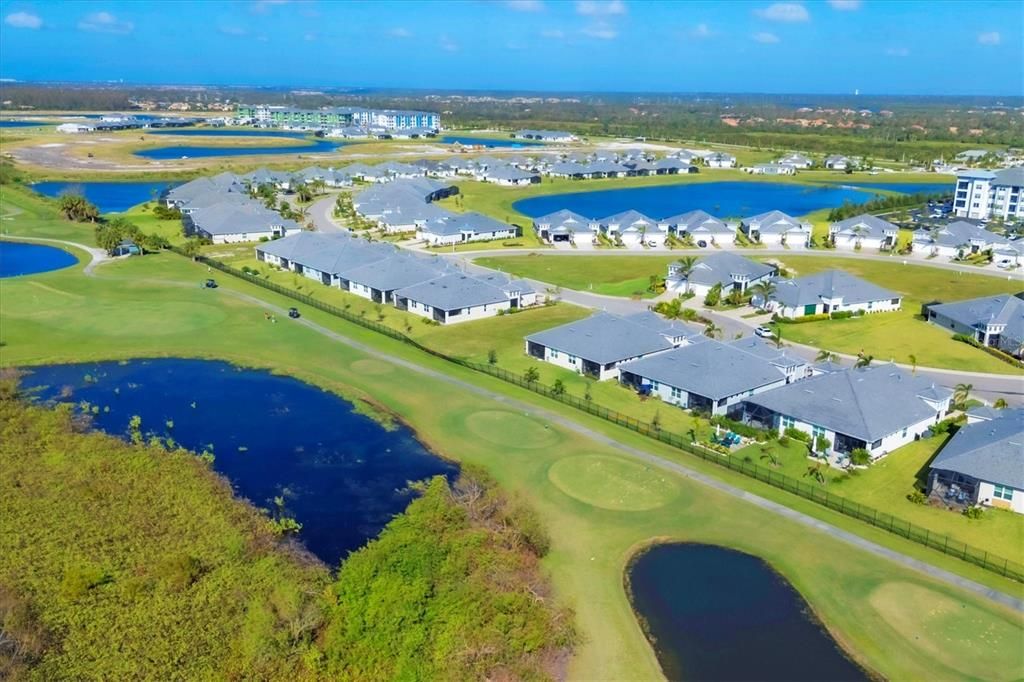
[812,425,826,440]
[994,484,1014,501]
[781,415,795,429]
[670,387,682,399]
[550,349,559,359]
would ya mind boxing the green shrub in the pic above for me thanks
[59,563,112,601]
[849,448,872,466]
[907,490,927,505]
[963,506,986,520]
[784,427,810,443]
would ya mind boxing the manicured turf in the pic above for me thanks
[547,454,680,511]
[3,203,1023,680]
[480,252,1024,373]
[770,255,1023,374]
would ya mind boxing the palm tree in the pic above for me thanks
[804,464,826,485]
[749,280,776,310]
[908,354,918,375]
[674,256,699,293]
[703,322,722,339]
[993,398,1008,409]
[953,382,973,407]
[854,354,873,369]
[815,349,838,364]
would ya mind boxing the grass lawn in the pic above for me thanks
[769,255,1023,374]
[479,252,1024,373]
[478,253,675,298]
[1,184,99,246]
[3,247,1023,680]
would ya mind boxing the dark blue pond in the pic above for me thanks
[0,120,50,128]
[0,240,78,277]
[442,135,541,148]
[21,359,458,567]
[514,181,953,220]
[147,128,313,139]
[136,137,346,159]
[31,181,181,213]
[629,544,866,681]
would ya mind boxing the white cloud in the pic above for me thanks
[691,23,713,39]
[828,0,861,9]
[576,0,626,16]
[977,31,1001,45]
[5,11,42,29]
[78,11,134,34]
[752,31,780,43]
[439,34,458,52]
[251,0,288,13]
[389,26,412,38]
[754,3,809,22]
[505,0,544,11]
[582,22,617,39]
[885,46,910,57]
[541,28,565,38]
[219,25,248,36]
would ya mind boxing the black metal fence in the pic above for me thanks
[176,247,1024,584]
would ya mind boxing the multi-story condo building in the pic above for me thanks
[953,167,1024,221]
[235,105,441,131]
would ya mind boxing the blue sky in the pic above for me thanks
[1,0,1021,95]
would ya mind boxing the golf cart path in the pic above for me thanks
[67,243,1020,614]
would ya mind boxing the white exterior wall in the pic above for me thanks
[833,234,885,251]
[976,481,1024,514]
[647,378,787,416]
[205,229,276,244]
[442,300,510,324]
[775,409,940,459]
[349,281,375,301]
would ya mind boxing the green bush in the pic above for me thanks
[774,313,831,324]
[59,564,112,601]
[963,506,986,520]
[907,490,927,505]
[704,282,722,306]
[784,427,810,443]
[849,448,872,466]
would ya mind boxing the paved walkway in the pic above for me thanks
[27,236,1023,612]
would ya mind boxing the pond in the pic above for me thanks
[20,359,458,567]
[135,137,347,159]
[31,181,182,213]
[147,128,315,139]
[0,240,78,277]
[628,544,866,681]
[0,120,50,128]
[513,181,953,220]
[441,135,542,148]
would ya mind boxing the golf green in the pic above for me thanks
[548,454,680,511]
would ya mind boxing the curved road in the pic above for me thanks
[309,193,1023,400]
[17,233,1022,612]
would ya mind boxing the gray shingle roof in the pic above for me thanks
[342,253,449,291]
[930,409,1024,489]
[830,213,898,238]
[743,210,811,234]
[621,339,787,399]
[525,312,676,365]
[913,221,1011,249]
[771,270,900,308]
[676,252,776,288]
[395,273,508,310]
[745,364,951,442]
[929,294,1024,343]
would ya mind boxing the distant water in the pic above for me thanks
[0,241,78,278]
[31,181,181,213]
[629,544,867,681]
[135,137,346,159]
[441,135,542,148]
[0,120,50,128]
[514,181,952,220]
[147,128,314,139]
[22,359,458,567]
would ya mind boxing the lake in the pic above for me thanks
[21,359,458,567]
[628,544,866,681]
[0,240,78,277]
[147,128,314,139]
[513,181,953,220]
[0,120,50,128]
[442,135,542,148]
[135,137,346,159]
[31,181,182,213]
